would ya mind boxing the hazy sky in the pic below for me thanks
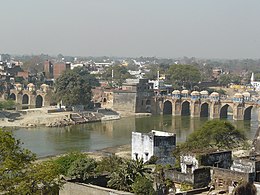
[1,0,260,58]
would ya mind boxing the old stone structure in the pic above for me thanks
[180,150,232,174]
[112,79,155,113]
[99,84,259,121]
[157,90,259,121]
[132,130,176,164]
[9,83,51,110]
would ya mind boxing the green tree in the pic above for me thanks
[132,176,155,195]
[0,100,15,110]
[168,64,201,89]
[218,74,232,86]
[67,156,97,182]
[0,129,62,194]
[55,67,99,107]
[108,158,151,192]
[102,65,132,87]
[96,155,123,174]
[54,152,86,176]
[182,120,246,151]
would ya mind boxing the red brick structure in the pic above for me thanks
[53,62,70,79]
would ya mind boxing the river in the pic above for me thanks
[11,109,259,158]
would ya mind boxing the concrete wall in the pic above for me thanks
[131,132,153,162]
[180,154,199,174]
[59,182,133,195]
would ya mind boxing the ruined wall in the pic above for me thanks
[59,182,133,195]
[231,159,257,173]
[199,150,232,169]
[212,167,255,191]
[113,92,137,113]
[165,170,193,185]
[180,154,199,174]
[193,167,211,189]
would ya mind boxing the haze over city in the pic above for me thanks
[1,0,260,59]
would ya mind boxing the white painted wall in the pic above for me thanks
[180,154,199,174]
[131,132,154,162]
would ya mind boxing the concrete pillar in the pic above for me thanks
[172,99,182,116]
[210,102,220,119]
[190,101,200,117]
[233,104,244,121]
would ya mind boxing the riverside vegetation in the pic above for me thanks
[0,120,248,194]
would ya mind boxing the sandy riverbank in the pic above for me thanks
[0,109,72,128]
[36,144,131,163]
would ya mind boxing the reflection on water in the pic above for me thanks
[12,111,259,157]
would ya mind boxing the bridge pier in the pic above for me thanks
[190,101,200,117]
[233,104,244,121]
[209,102,220,119]
[172,99,181,116]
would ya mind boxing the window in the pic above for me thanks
[145,152,149,161]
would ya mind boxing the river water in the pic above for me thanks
[11,109,259,158]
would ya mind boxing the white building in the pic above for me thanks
[132,130,176,164]
[251,72,260,91]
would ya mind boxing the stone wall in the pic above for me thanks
[180,154,198,174]
[59,182,133,195]
[164,167,210,189]
[113,91,137,113]
[165,170,193,185]
[200,150,232,169]
[212,167,255,191]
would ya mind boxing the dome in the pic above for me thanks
[200,90,209,95]
[27,83,35,87]
[41,84,49,88]
[210,92,219,97]
[234,93,243,98]
[191,91,200,96]
[181,90,189,94]
[242,92,250,97]
[172,90,180,94]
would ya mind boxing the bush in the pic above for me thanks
[132,176,155,195]
[54,152,86,175]
[67,156,97,182]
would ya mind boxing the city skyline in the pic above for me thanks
[1,0,260,59]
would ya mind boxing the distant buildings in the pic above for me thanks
[251,72,260,91]
[44,60,71,79]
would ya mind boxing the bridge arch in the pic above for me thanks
[181,101,190,116]
[36,95,43,108]
[163,100,172,115]
[244,106,253,120]
[220,104,233,119]
[200,102,209,117]
[9,93,16,100]
[22,94,29,104]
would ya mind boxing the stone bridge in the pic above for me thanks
[155,90,259,121]
[9,83,51,110]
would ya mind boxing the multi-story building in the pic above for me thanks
[53,62,71,79]
[44,60,53,79]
